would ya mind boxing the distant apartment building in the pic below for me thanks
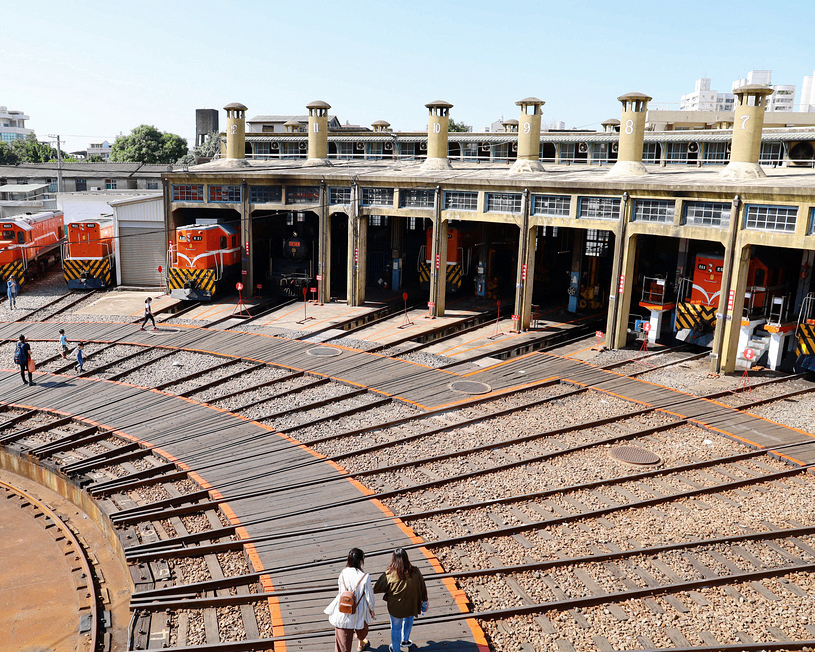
[680,71,796,113]
[0,106,34,142]
[801,71,815,111]
[87,140,112,160]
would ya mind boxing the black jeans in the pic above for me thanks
[141,313,156,328]
[19,362,31,384]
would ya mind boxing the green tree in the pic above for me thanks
[110,125,188,164]
[0,142,19,165]
[85,154,104,163]
[448,118,472,133]
[9,134,64,163]
[178,130,221,165]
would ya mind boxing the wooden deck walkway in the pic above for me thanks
[1,320,814,650]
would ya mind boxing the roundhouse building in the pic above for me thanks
[163,94,815,374]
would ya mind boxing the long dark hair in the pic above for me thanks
[346,548,365,570]
[387,548,416,580]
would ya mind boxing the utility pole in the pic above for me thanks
[48,134,64,193]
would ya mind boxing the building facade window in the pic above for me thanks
[664,142,688,164]
[532,194,570,217]
[634,199,675,223]
[75,179,87,192]
[560,143,577,162]
[368,215,388,227]
[208,185,242,203]
[684,201,731,227]
[336,142,353,160]
[286,186,320,204]
[146,180,159,190]
[105,179,117,190]
[585,229,610,257]
[329,187,351,205]
[810,208,815,235]
[172,184,204,202]
[361,187,394,207]
[643,143,660,163]
[250,185,283,204]
[400,189,434,209]
[368,142,383,159]
[759,142,783,165]
[486,192,522,213]
[281,142,303,158]
[578,196,621,220]
[704,142,728,163]
[444,191,478,211]
[744,205,798,232]
[46,178,57,192]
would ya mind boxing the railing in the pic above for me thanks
[676,277,693,304]
[641,276,672,305]
[797,292,815,326]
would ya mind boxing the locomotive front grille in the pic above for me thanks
[676,302,716,331]
[796,323,815,356]
[168,268,216,295]
[63,257,113,288]
[0,260,26,286]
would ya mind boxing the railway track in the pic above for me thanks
[3,325,815,651]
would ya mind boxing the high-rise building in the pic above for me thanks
[801,71,815,111]
[0,106,34,142]
[680,71,796,113]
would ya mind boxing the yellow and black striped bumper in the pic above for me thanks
[63,257,114,289]
[418,261,431,288]
[0,261,26,286]
[676,302,716,330]
[446,264,462,292]
[168,268,216,300]
[796,323,815,356]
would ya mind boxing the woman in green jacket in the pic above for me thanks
[374,548,428,652]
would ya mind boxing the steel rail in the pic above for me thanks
[0,480,101,652]
[732,384,815,410]
[202,369,305,404]
[625,349,712,377]
[275,396,392,434]
[121,441,814,560]
[105,348,178,382]
[176,361,267,398]
[0,415,74,445]
[150,356,243,391]
[12,290,82,323]
[437,316,604,370]
[130,523,815,601]
[598,343,692,370]
[50,341,120,375]
[28,424,100,457]
[226,377,329,413]
[701,372,807,399]
[87,463,180,495]
[249,387,369,423]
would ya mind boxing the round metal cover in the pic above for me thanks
[609,445,662,466]
[306,347,343,357]
[448,381,492,395]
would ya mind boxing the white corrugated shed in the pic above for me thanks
[108,193,165,287]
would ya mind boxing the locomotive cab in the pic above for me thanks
[168,221,241,300]
[63,218,117,289]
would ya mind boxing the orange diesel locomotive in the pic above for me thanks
[0,210,64,286]
[418,227,475,293]
[62,217,116,289]
[167,222,241,300]
[676,252,784,332]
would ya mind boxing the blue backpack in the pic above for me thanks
[13,342,22,364]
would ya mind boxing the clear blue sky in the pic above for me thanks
[6,0,814,153]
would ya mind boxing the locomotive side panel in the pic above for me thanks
[170,222,241,300]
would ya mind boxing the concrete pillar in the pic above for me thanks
[609,233,638,348]
[428,186,447,317]
[720,85,775,179]
[514,191,536,329]
[347,183,361,305]
[511,97,545,173]
[710,196,743,373]
[224,102,247,160]
[717,246,752,373]
[306,100,330,166]
[241,180,252,297]
[608,92,651,177]
[422,101,453,170]
[318,182,329,303]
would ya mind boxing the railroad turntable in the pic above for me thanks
[0,315,814,651]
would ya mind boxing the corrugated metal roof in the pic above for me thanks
[0,183,49,193]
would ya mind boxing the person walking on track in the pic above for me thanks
[14,334,34,386]
[325,548,376,652]
[140,297,157,330]
[59,328,69,359]
[7,276,17,310]
[374,548,428,652]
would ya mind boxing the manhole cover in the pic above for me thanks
[306,347,343,357]
[609,445,662,466]
[448,381,492,395]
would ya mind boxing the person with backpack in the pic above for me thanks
[325,548,375,652]
[374,548,428,652]
[74,342,85,373]
[14,334,34,386]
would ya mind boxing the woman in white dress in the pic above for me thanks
[325,548,376,652]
